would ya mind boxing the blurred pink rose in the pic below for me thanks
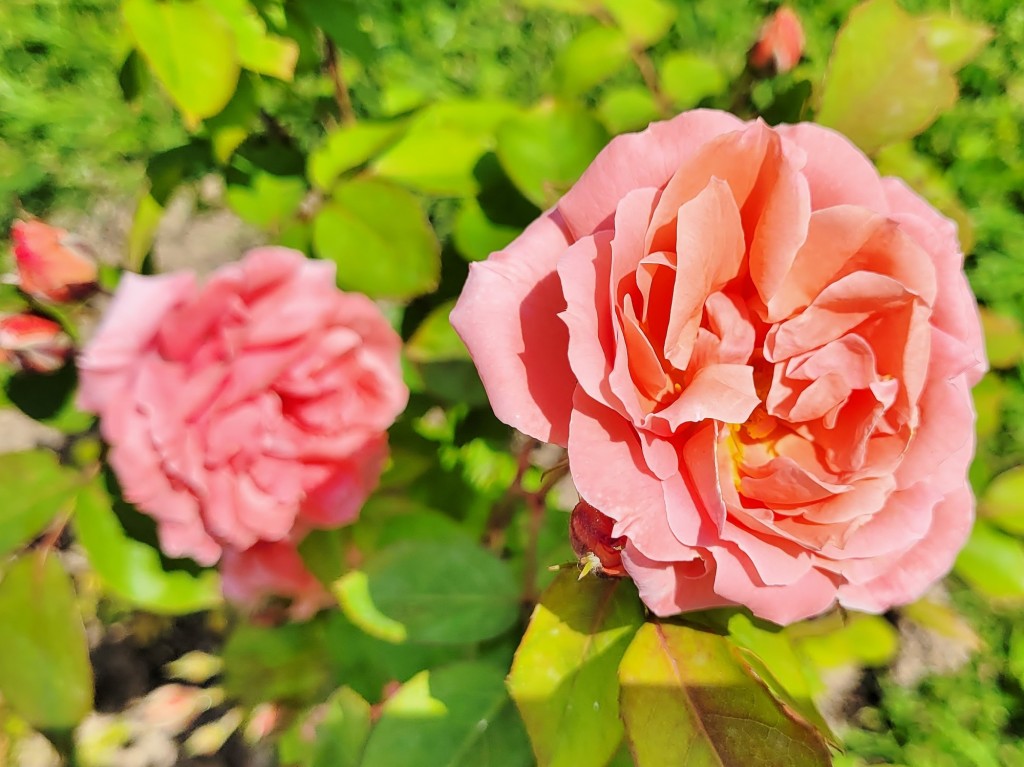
[451,111,985,625]
[11,219,98,303]
[749,7,805,74]
[0,312,72,373]
[220,541,331,621]
[78,248,407,609]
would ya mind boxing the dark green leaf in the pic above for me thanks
[224,622,332,706]
[0,554,93,729]
[359,539,520,644]
[361,662,532,767]
[0,450,81,559]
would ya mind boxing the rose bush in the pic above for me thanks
[77,247,407,610]
[452,110,985,625]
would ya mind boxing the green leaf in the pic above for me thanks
[981,466,1024,536]
[204,74,259,164]
[0,450,81,559]
[507,571,643,767]
[795,614,899,670]
[3,364,93,434]
[127,192,164,271]
[226,173,307,232]
[598,86,660,135]
[816,0,987,154]
[309,687,372,767]
[1008,623,1024,689]
[334,570,409,644]
[973,373,1007,444]
[224,622,332,706]
[0,553,93,729]
[406,300,469,363]
[312,178,440,300]
[293,0,376,64]
[901,599,981,652]
[205,0,299,80]
[361,662,532,767]
[660,52,727,110]
[920,13,992,69]
[496,103,609,208]
[618,621,832,766]
[74,482,220,615]
[979,307,1024,369]
[520,0,600,13]
[600,0,676,47]
[308,122,407,191]
[453,199,521,262]
[359,539,520,644]
[554,26,632,95]
[123,0,240,128]
[373,100,520,196]
[726,613,839,747]
[374,128,491,196]
[955,520,1024,601]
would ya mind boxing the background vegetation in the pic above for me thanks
[2,0,1024,765]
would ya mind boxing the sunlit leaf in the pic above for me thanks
[507,571,643,767]
[660,52,727,110]
[902,599,982,652]
[226,173,307,232]
[204,74,259,164]
[554,26,631,95]
[406,301,469,364]
[453,199,521,261]
[206,0,299,80]
[307,121,406,191]
[74,482,221,615]
[361,662,532,767]
[0,450,81,559]
[0,553,93,729]
[955,520,1024,601]
[979,307,1024,369]
[123,0,240,128]
[496,103,609,208]
[618,621,832,766]
[312,178,440,299]
[600,0,676,47]
[980,466,1024,536]
[817,0,988,154]
[598,86,661,134]
[795,614,899,670]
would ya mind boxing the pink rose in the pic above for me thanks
[451,111,985,625]
[78,248,407,607]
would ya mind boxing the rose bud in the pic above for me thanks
[570,500,627,579]
[749,7,805,74]
[11,219,98,303]
[0,313,72,373]
[138,683,222,735]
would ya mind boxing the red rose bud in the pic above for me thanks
[749,7,805,74]
[570,500,627,579]
[11,219,98,303]
[0,313,72,373]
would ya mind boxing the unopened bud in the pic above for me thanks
[749,7,805,75]
[244,702,283,744]
[138,684,222,735]
[0,313,72,373]
[11,219,98,303]
[569,500,627,579]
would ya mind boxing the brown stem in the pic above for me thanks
[324,40,356,126]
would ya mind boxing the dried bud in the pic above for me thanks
[569,500,627,579]
[137,683,222,735]
[11,219,98,303]
[749,7,805,74]
[0,313,72,373]
[183,708,243,757]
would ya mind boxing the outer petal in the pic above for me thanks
[557,110,745,238]
[450,211,576,445]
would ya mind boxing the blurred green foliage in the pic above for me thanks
[3,0,1024,765]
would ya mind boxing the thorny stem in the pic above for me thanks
[325,40,356,126]
[486,440,570,605]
